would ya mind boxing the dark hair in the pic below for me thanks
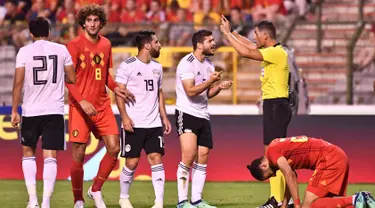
[134,29,156,50]
[77,4,107,29]
[5,0,18,6]
[231,6,241,13]
[255,20,276,39]
[29,17,50,38]
[247,157,266,181]
[192,30,212,50]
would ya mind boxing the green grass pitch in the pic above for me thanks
[1,180,375,208]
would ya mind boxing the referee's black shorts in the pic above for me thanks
[263,98,292,145]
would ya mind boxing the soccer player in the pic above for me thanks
[11,17,76,208]
[65,4,133,208]
[220,17,292,207]
[248,136,375,208]
[115,29,171,208]
[175,30,233,208]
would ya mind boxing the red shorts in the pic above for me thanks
[307,146,349,198]
[68,105,119,143]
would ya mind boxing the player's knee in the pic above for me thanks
[148,153,162,165]
[125,158,139,170]
[182,152,196,165]
[107,145,120,157]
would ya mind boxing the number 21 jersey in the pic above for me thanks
[15,40,73,117]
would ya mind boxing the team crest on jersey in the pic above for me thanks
[152,69,160,76]
[93,54,102,64]
[72,129,79,137]
[206,67,212,74]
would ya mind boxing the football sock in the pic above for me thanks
[270,170,286,203]
[177,162,190,203]
[151,164,165,204]
[22,157,38,204]
[42,158,57,207]
[92,152,118,192]
[71,160,84,203]
[120,165,134,199]
[191,162,207,203]
[311,196,353,208]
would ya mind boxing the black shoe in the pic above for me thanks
[287,203,295,208]
[257,196,279,208]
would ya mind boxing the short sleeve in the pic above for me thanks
[15,48,25,68]
[115,62,130,84]
[178,62,195,80]
[259,47,280,64]
[62,46,73,66]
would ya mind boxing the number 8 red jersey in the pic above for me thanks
[67,34,113,112]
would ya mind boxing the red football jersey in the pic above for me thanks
[266,136,336,170]
[67,34,112,111]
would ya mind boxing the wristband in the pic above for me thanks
[294,199,301,206]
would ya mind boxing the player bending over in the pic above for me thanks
[248,136,375,208]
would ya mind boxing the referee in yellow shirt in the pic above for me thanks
[220,17,292,208]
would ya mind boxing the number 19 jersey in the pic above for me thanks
[15,40,73,117]
[115,57,163,128]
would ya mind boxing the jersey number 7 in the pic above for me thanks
[33,55,57,85]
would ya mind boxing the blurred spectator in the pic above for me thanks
[120,0,145,23]
[252,0,287,23]
[56,0,76,24]
[168,8,193,46]
[166,0,179,22]
[58,12,80,44]
[193,0,220,27]
[0,1,6,25]
[105,0,122,22]
[30,0,54,22]
[284,0,308,19]
[166,0,190,10]
[1,0,27,49]
[74,0,104,12]
[146,0,166,23]
[18,0,32,15]
[230,7,251,36]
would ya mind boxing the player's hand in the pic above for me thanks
[219,81,233,89]
[220,15,231,35]
[11,112,21,128]
[122,116,134,133]
[79,100,98,116]
[162,117,171,135]
[114,87,136,105]
[209,70,223,83]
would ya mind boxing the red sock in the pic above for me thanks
[71,160,84,203]
[92,153,118,192]
[311,196,353,208]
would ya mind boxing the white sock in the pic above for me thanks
[151,164,165,204]
[177,162,190,203]
[22,157,38,204]
[120,166,134,199]
[191,162,207,203]
[42,158,57,207]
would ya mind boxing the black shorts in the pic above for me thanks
[21,114,65,150]
[120,127,164,158]
[175,110,213,149]
[263,98,292,145]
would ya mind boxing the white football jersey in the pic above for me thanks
[15,40,73,117]
[175,53,214,120]
[115,57,163,128]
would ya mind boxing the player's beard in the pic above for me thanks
[202,47,215,56]
[150,48,160,58]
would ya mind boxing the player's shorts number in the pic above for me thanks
[95,68,101,80]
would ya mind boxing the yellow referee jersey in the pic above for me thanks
[259,44,289,100]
